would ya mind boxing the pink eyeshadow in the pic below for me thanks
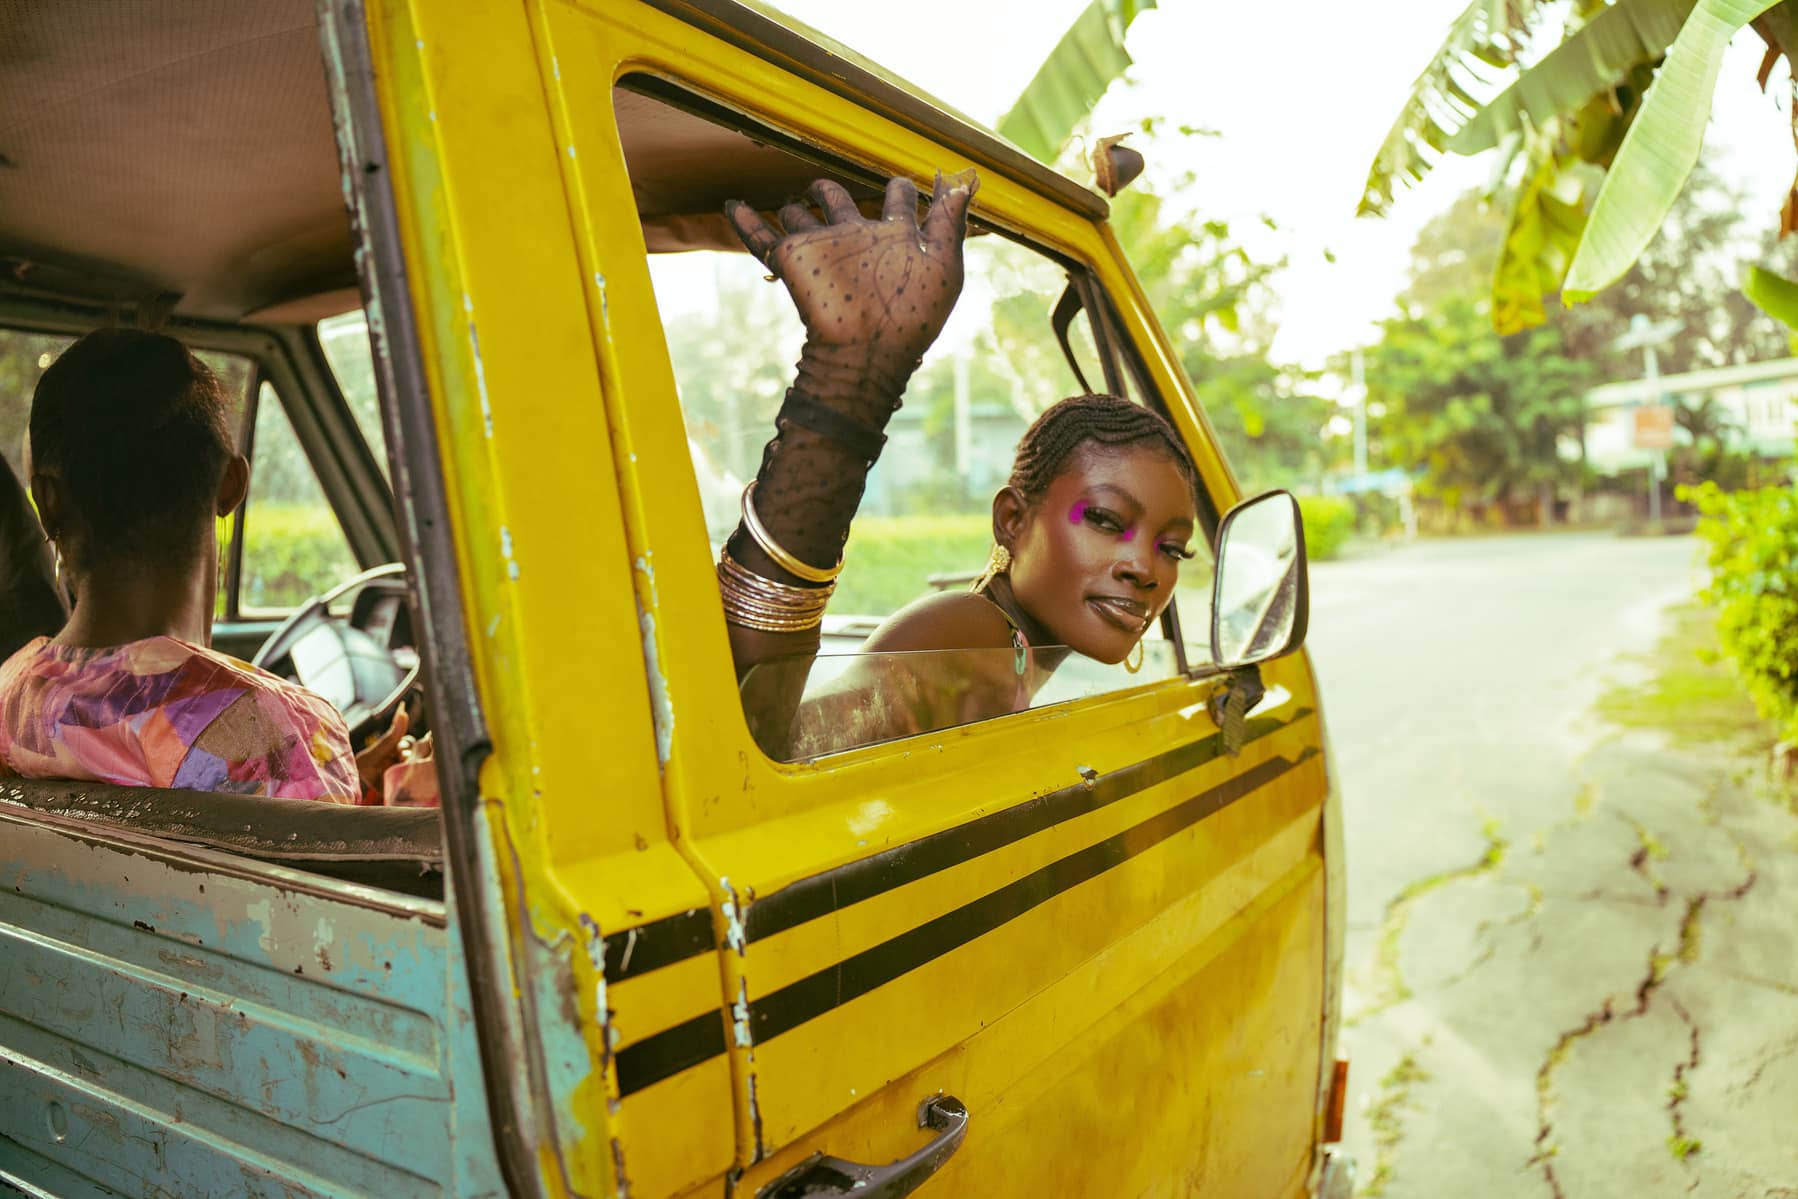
[1068,500,1088,524]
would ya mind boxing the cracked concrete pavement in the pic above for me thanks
[1307,533,1798,1198]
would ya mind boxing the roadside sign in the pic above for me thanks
[1633,404,1674,449]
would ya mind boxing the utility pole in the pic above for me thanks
[1610,314,1682,525]
[1351,347,1368,478]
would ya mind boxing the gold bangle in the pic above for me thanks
[718,549,834,632]
[740,481,843,584]
[718,550,834,609]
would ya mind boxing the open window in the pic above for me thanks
[616,79,1215,761]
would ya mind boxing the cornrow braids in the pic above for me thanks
[1008,394,1198,504]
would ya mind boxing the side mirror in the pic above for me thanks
[1210,490,1309,669]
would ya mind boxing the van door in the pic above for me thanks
[533,6,1336,1193]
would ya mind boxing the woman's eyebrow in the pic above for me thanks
[1087,483,1141,508]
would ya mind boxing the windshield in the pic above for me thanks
[317,312,390,483]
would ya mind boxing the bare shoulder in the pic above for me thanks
[859,591,1015,654]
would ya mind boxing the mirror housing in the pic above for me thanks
[1210,490,1309,669]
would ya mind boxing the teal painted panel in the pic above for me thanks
[0,811,505,1198]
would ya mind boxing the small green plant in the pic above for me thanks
[1297,494,1356,562]
[1668,1134,1702,1160]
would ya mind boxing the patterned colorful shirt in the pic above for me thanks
[0,636,359,803]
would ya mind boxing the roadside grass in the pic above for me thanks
[1596,605,1773,755]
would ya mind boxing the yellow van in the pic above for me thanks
[0,1,1350,1196]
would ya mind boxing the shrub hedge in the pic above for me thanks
[1297,494,1355,562]
[1683,481,1798,741]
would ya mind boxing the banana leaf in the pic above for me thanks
[1491,143,1591,333]
[1563,0,1784,301]
[996,0,1158,162]
[1359,0,1555,217]
[1450,0,1697,153]
[1744,264,1798,328]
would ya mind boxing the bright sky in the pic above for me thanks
[768,0,1798,372]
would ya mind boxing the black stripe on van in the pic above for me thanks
[615,1009,730,1097]
[605,907,717,982]
[613,740,1318,1096]
[746,748,1317,1047]
[743,709,1310,943]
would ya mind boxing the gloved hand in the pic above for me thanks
[726,171,977,423]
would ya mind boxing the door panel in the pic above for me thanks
[530,2,1332,1190]
[0,807,503,1199]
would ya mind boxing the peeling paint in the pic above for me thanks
[499,526,520,581]
[610,1135,632,1198]
[731,975,753,1049]
[639,610,673,764]
[618,927,639,975]
[718,879,746,956]
[595,272,609,327]
[748,1071,764,1163]
[577,913,610,1067]
[463,294,494,438]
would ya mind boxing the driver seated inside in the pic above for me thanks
[0,329,410,803]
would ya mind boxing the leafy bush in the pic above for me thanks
[1298,494,1356,562]
[1683,481,1798,741]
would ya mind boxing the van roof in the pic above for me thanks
[0,0,1103,323]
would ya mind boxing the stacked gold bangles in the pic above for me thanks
[718,481,842,633]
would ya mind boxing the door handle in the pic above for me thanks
[758,1094,969,1198]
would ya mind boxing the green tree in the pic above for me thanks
[1361,296,1594,517]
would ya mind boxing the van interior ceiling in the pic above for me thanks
[0,0,910,330]
[0,1,355,322]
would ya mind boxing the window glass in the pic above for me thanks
[240,381,359,611]
[318,312,390,482]
[0,330,74,482]
[651,234,1171,618]
[744,642,1185,761]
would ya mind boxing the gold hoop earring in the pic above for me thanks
[1124,639,1144,674]
[969,542,1012,594]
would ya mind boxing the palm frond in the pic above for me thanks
[1359,0,1562,217]
[1450,0,1698,154]
[1564,0,1784,300]
[1744,263,1798,328]
[996,0,1158,162]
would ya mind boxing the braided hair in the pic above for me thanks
[1008,394,1198,504]
[30,329,235,574]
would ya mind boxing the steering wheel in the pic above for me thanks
[251,563,421,745]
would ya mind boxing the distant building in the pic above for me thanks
[1582,357,1798,472]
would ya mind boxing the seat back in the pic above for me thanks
[0,778,445,897]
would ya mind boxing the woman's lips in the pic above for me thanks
[1087,595,1149,632]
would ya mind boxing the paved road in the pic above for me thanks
[1307,533,1798,1197]
[1310,532,1699,964]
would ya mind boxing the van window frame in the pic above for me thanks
[617,75,1217,750]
